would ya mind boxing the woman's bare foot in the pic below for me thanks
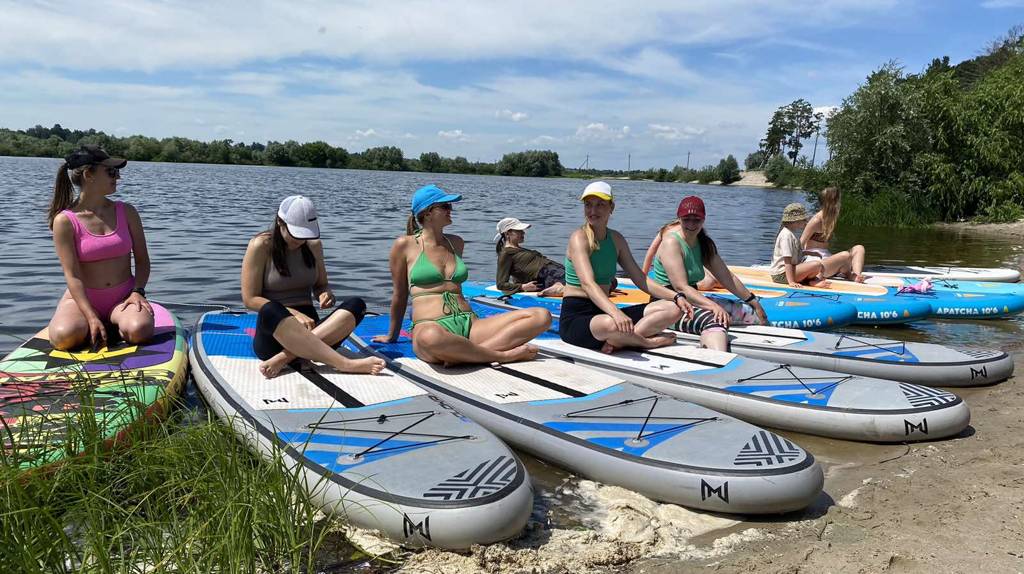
[500,344,540,363]
[852,273,866,283]
[339,356,386,375]
[258,354,291,379]
[600,341,619,355]
[643,333,677,349]
[807,277,832,288]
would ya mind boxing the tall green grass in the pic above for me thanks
[836,190,938,228]
[1,403,371,573]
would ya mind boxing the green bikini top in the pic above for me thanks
[409,232,469,288]
[650,232,704,288]
[565,232,617,286]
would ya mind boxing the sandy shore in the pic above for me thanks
[934,220,1024,239]
[382,346,1023,574]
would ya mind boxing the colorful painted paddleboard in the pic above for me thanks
[462,280,858,331]
[189,310,533,550]
[0,304,187,470]
[350,314,824,515]
[471,298,971,443]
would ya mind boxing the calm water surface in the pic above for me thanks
[2,155,1021,352]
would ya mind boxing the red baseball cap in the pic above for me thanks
[677,196,706,219]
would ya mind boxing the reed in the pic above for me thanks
[0,400,368,573]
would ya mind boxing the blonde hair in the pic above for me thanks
[818,187,841,241]
[48,163,91,229]
[580,200,615,253]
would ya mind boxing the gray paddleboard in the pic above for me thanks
[352,315,824,515]
[472,298,971,443]
[190,311,533,550]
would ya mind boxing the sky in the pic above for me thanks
[1,1,1021,170]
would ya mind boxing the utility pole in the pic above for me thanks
[627,153,631,172]
[810,129,820,167]
[686,151,691,170]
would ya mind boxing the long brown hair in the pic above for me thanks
[818,187,841,241]
[48,162,91,229]
[263,217,314,276]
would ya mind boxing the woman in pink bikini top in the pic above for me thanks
[46,145,154,351]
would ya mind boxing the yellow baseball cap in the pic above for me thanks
[579,181,613,201]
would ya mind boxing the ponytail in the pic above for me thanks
[495,232,506,255]
[48,162,80,229]
[581,222,599,254]
[406,214,422,236]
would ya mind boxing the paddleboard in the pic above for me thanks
[350,315,823,515]
[863,276,1024,318]
[863,264,1020,283]
[189,310,533,550]
[866,276,1024,297]
[729,267,933,325]
[462,280,858,331]
[471,298,971,443]
[0,304,187,470]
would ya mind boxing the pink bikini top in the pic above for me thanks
[62,201,134,263]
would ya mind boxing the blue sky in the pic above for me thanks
[1,1,1021,169]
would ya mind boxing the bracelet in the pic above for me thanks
[131,287,147,297]
[673,292,686,305]
[742,292,757,303]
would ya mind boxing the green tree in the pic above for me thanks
[362,146,406,171]
[419,151,442,172]
[716,155,741,184]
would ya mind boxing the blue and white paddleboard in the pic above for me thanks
[190,311,534,549]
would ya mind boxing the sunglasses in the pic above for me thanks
[433,203,453,212]
[105,167,120,178]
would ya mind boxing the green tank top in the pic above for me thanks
[650,232,704,288]
[565,233,617,286]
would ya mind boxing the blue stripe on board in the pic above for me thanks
[277,431,437,471]
[722,383,837,406]
[543,420,699,457]
[527,384,624,405]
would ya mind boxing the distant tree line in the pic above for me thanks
[0,125,564,178]
[746,26,1024,224]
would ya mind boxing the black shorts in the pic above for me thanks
[537,262,566,289]
[252,297,367,360]
[558,296,648,350]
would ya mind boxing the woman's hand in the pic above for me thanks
[750,299,769,325]
[318,289,336,309]
[289,308,315,330]
[86,313,108,351]
[610,309,634,333]
[118,292,153,315]
[673,296,695,322]
[371,334,397,343]
[520,281,540,292]
[710,302,730,327]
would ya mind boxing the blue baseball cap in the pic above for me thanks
[412,184,462,216]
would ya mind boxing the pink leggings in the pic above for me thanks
[83,277,135,320]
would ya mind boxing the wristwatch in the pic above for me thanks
[673,292,686,305]
[131,287,147,297]
[743,292,758,303]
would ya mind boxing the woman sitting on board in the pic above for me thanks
[372,185,551,365]
[770,203,855,288]
[801,186,866,282]
[494,217,566,296]
[47,145,153,351]
[641,196,768,351]
[560,181,693,354]
[241,195,384,378]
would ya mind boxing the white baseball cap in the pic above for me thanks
[277,195,320,240]
[580,181,613,201]
[493,217,531,242]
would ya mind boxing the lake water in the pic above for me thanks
[2,155,1022,352]
[3,155,1022,568]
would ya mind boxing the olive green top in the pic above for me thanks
[496,246,554,292]
[565,233,617,286]
[650,232,704,288]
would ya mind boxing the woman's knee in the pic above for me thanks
[651,299,683,320]
[412,324,447,350]
[851,244,865,256]
[121,319,154,344]
[50,323,87,350]
[527,307,552,329]
[336,297,367,324]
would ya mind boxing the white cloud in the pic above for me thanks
[981,0,1024,7]
[574,123,631,142]
[602,47,702,85]
[438,129,470,142]
[0,1,900,71]
[496,109,530,122]
[648,123,705,140]
[219,72,288,97]
[350,128,378,140]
